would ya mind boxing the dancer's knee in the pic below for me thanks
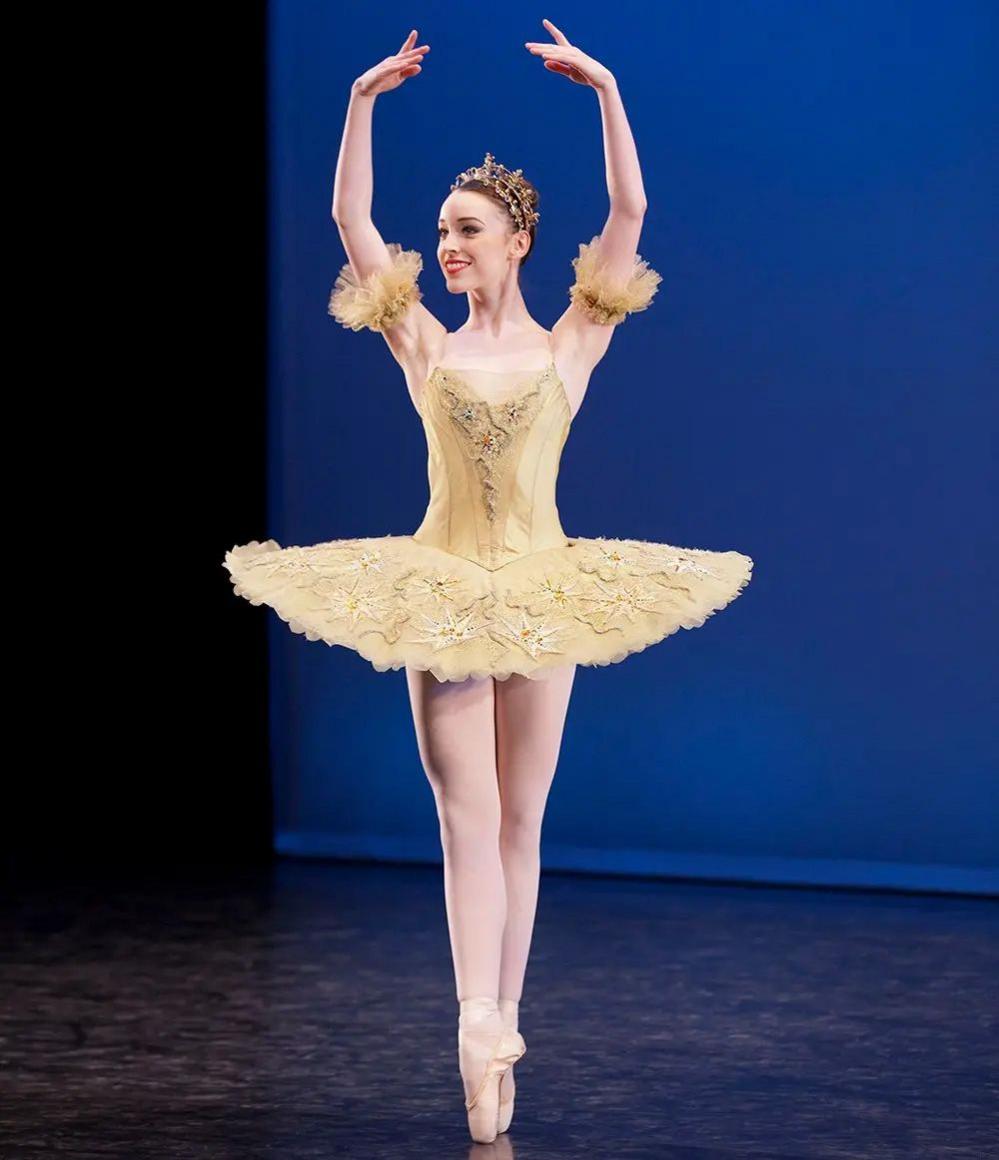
[435,787,501,847]
[498,808,544,851]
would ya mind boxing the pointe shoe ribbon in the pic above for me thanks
[464,1028,527,1111]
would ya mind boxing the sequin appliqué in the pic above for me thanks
[430,367,552,525]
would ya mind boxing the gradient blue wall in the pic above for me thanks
[265,1,998,893]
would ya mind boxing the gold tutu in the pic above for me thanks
[224,532,752,684]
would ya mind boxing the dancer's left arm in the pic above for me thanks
[526,20,658,378]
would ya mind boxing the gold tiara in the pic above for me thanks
[450,152,540,233]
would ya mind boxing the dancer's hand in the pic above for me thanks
[524,19,614,91]
[353,29,429,97]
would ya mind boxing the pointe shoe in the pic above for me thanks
[497,998,521,1134]
[458,997,527,1144]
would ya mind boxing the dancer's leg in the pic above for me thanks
[494,664,578,1001]
[406,667,505,1001]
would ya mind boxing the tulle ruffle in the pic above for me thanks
[568,235,662,325]
[327,243,423,332]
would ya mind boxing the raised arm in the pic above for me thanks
[526,21,661,380]
[329,30,445,376]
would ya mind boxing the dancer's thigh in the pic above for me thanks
[494,665,577,826]
[405,668,499,811]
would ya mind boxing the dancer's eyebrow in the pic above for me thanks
[438,216,485,224]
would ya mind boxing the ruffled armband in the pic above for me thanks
[568,235,662,326]
[327,243,424,333]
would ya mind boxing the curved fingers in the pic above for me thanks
[541,17,572,45]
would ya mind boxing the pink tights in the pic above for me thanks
[406,664,578,1001]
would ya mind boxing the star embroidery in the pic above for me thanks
[407,606,492,652]
[585,578,662,624]
[317,576,394,627]
[493,609,568,660]
[408,571,467,604]
[531,572,586,612]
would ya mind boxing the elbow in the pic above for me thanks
[611,200,648,220]
[332,208,369,231]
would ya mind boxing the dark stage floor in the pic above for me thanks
[2,859,996,1159]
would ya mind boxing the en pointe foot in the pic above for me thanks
[458,997,527,1144]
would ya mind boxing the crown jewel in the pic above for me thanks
[450,152,539,233]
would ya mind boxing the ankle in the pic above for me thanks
[459,996,500,1025]
[497,998,520,1030]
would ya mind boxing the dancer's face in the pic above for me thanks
[437,191,528,290]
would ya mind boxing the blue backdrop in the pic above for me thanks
[262,1,998,893]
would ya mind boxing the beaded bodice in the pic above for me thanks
[412,360,573,572]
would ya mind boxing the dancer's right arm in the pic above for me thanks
[330,30,445,376]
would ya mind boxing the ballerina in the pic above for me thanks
[224,18,753,1144]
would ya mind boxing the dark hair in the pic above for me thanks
[457,176,541,267]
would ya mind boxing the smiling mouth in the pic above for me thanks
[445,261,470,272]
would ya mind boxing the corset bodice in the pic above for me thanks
[411,360,573,572]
